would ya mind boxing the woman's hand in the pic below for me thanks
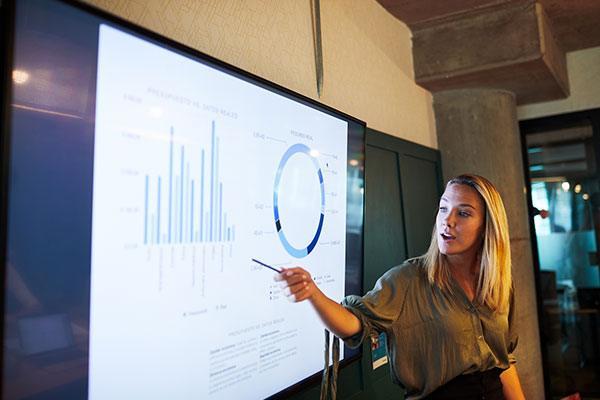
[275,267,323,303]
[274,266,362,338]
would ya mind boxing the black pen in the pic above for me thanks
[251,258,282,273]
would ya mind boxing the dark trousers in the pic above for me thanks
[424,368,505,400]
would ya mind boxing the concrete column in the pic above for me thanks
[434,89,544,399]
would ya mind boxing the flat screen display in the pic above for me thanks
[1,1,365,399]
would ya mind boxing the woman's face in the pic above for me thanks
[436,183,486,257]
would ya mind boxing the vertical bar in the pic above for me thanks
[180,145,184,242]
[185,162,190,242]
[215,137,218,242]
[200,149,205,242]
[205,211,210,241]
[232,226,235,241]
[169,127,173,243]
[157,176,161,244]
[223,213,227,243]
[227,227,231,242]
[144,175,149,245]
[151,213,155,245]
[215,135,221,240]
[191,179,194,242]
[219,183,223,241]
[210,122,215,242]
[174,178,179,244]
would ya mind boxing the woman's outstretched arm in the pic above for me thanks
[276,267,362,339]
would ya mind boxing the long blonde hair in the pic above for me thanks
[423,174,512,313]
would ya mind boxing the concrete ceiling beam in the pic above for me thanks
[378,0,600,52]
[411,1,568,104]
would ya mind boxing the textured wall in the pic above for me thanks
[435,89,545,400]
[518,46,600,120]
[83,0,436,148]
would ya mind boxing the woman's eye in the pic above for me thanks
[439,207,447,212]
[459,211,470,217]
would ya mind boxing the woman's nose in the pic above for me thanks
[443,212,456,227]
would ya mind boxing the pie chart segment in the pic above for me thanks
[273,143,325,258]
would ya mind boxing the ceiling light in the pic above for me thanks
[12,70,29,84]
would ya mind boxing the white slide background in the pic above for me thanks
[89,25,348,400]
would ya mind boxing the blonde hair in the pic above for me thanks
[423,174,512,313]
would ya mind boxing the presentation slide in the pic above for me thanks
[89,25,348,399]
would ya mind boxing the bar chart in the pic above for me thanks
[143,121,235,247]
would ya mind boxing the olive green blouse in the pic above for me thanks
[341,257,517,399]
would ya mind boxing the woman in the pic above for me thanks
[277,174,526,399]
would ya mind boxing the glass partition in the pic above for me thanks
[523,114,600,398]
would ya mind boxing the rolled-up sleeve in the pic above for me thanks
[340,266,407,348]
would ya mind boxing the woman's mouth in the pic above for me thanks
[440,232,456,241]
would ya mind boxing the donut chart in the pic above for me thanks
[273,143,325,258]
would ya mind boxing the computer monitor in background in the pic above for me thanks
[577,287,600,310]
